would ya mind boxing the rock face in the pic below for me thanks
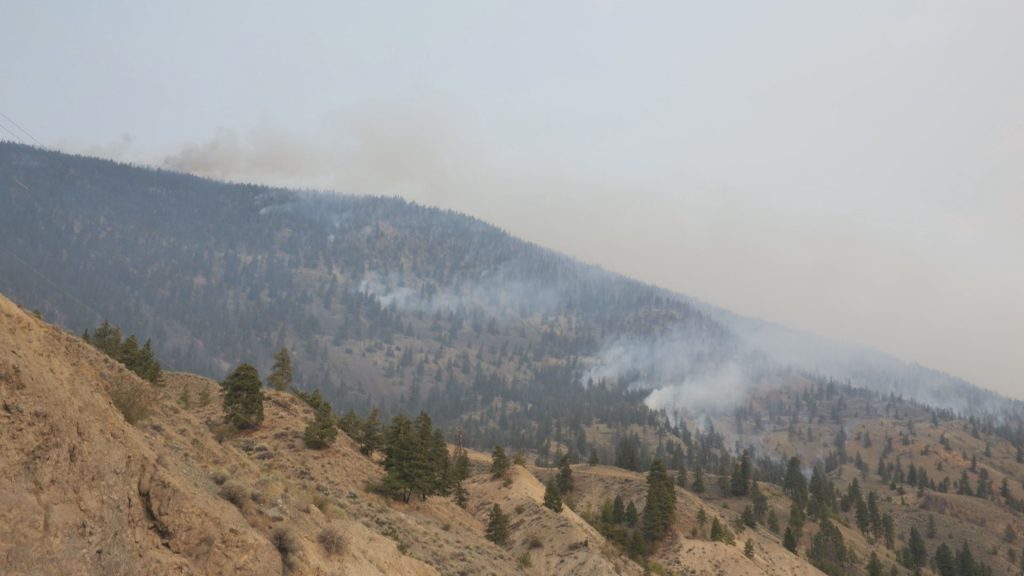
[0,296,282,576]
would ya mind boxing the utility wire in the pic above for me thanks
[0,176,104,323]
[0,122,25,144]
[0,110,44,147]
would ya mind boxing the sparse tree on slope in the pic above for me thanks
[543,480,563,512]
[222,363,264,429]
[485,504,510,546]
[641,459,676,543]
[268,347,293,391]
[491,445,510,479]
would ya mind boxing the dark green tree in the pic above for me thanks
[783,526,798,554]
[612,495,625,524]
[934,543,956,576]
[485,504,510,546]
[268,347,293,391]
[641,460,676,543]
[491,445,510,479]
[866,552,884,576]
[557,453,574,494]
[359,408,383,456]
[784,457,808,506]
[543,480,563,512]
[807,518,849,576]
[303,393,338,449]
[221,363,264,429]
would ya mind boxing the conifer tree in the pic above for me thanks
[222,363,264,429]
[612,495,625,524]
[491,445,510,479]
[934,543,956,576]
[588,448,600,466]
[485,504,510,546]
[807,518,849,576]
[543,480,563,512]
[711,517,726,542]
[338,409,363,436]
[360,408,383,456]
[452,481,468,508]
[268,347,293,391]
[867,551,884,576]
[784,456,808,506]
[692,466,706,493]
[642,460,676,543]
[556,453,574,494]
[625,501,638,526]
[135,339,162,383]
[783,526,798,553]
[304,407,338,449]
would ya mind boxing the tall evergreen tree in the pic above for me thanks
[543,480,563,512]
[557,453,574,494]
[491,445,510,479]
[268,347,293,391]
[934,543,956,576]
[221,363,264,429]
[360,408,383,456]
[485,504,510,546]
[641,459,676,543]
[807,518,849,576]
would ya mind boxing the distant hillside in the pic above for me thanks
[0,142,1015,456]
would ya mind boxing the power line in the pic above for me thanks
[0,110,44,147]
[0,122,24,144]
[0,176,103,323]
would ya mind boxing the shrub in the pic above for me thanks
[271,527,300,569]
[219,482,248,509]
[211,469,229,486]
[518,552,533,568]
[318,526,346,556]
[107,376,154,425]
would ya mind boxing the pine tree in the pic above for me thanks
[904,527,927,570]
[711,517,726,542]
[767,509,780,533]
[140,339,162,383]
[934,543,956,576]
[557,453,574,494]
[360,408,383,456]
[221,363,264,429]
[268,347,293,391]
[452,481,468,508]
[588,448,600,466]
[744,539,756,558]
[304,412,338,449]
[783,526,798,553]
[692,466,706,493]
[807,518,849,576]
[867,551,884,576]
[338,409,364,436]
[784,456,808,506]
[485,504,510,546]
[731,450,752,496]
[641,460,676,542]
[612,495,625,524]
[491,445,510,479]
[543,480,563,512]
[625,501,638,526]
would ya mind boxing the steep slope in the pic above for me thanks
[0,292,644,575]
[0,294,282,575]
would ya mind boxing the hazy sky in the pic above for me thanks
[2,1,1022,397]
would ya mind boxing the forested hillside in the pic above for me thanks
[0,143,1016,458]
